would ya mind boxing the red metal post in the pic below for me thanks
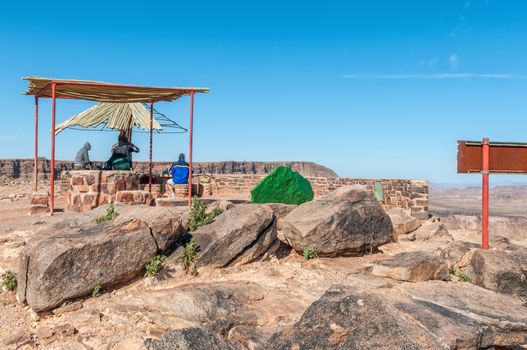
[149,102,154,194]
[188,91,195,208]
[50,82,57,214]
[482,137,490,250]
[34,96,39,191]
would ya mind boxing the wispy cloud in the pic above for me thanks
[449,54,459,69]
[0,134,20,141]
[342,73,527,80]
[420,58,437,68]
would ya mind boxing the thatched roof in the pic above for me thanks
[55,102,162,134]
[23,76,209,103]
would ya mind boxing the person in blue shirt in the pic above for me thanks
[165,153,190,196]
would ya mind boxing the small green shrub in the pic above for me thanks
[96,204,119,224]
[188,197,223,231]
[449,266,471,283]
[303,248,317,260]
[456,271,471,283]
[2,271,17,292]
[145,255,167,277]
[92,282,102,297]
[181,238,201,275]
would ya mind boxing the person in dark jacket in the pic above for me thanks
[165,153,190,196]
[104,132,140,170]
[74,142,92,170]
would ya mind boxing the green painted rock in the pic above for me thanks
[251,166,314,205]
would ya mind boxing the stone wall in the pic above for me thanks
[60,171,428,218]
[61,170,199,212]
[63,171,143,212]
[196,174,429,219]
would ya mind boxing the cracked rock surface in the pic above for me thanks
[16,204,187,312]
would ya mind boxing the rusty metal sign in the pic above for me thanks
[457,140,527,174]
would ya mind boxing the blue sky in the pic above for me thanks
[0,0,526,184]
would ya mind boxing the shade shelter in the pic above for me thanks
[24,76,209,213]
[55,102,164,134]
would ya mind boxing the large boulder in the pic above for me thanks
[268,282,527,349]
[458,247,527,299]
[264,203,297,231]
[281,186,393,256]
[437,240,479,267]
[250,166,314,205]
[206,200,234,214]
[137,282,263,335]
[142,327,236,350]
[265,203,297,245]
[413,221,453,242]
[267,284,442,349]
[192,204,277,268]
[387,207,421,237]
[17,205,186,312]
[103,279,305,349]
[121,206,188,252]
[399,281,527,347]
[371,251,449,282]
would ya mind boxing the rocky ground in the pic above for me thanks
[430,183,527,217]
[430,183,527,247]
[0,180,526,349]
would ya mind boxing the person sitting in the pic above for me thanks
[74,142,92,170]
[104,132,140,170]
[165,153,190,196]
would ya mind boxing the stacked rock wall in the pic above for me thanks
[16,158,429,218]
[197,174,429,219]
[64,171,142,212]
[59,172,428,218]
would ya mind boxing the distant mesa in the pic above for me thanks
[0,159,338,179]
[190,161,337,178]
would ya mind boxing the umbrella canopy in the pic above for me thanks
[55,102,162,134]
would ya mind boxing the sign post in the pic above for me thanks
[457,138,527,250]
[481,138,489,250]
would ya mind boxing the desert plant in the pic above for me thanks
[95,204,119,224]
[456,271,471,283]
[187,197,223,231]
[92,282,103,297]
[2,271,17,292]
[145,255,167,277]
[181,238,201,275]
[449,266,471,283]
[303,248,318,260]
